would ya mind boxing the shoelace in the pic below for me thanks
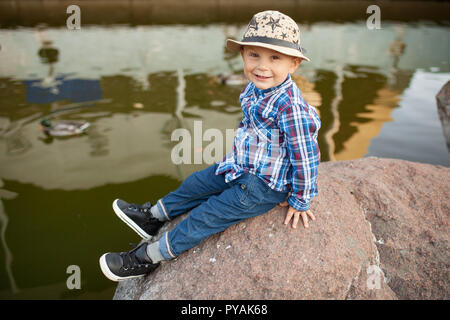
[120,243,151,270]
[127,203,161,226]
[128,203,151,214]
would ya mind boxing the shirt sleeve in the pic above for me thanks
[279,103,321,211]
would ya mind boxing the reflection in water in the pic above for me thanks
[387,24,406,86]
[5,127,32,155]
[87,124,109,157]
[332,25,408,161]
[3,113,41,155]
[28,24,106,132]
[335,86,401,160]
[172,68,189,181]
[35,24,60,96]
[325,65,344,161]
[334,25,406,160]
[0,179,19,294]
[292,74,322,109]
[368,69,450,165]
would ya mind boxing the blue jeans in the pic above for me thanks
[154,163,289,259]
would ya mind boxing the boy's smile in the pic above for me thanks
[241,45,301,90]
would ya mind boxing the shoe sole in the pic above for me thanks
[99,254,146,282]
[113,199,152,240]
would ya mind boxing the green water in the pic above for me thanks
[0,6,449,299]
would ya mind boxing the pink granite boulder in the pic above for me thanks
[114,157,449,300]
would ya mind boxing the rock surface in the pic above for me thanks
[436,80,450,151]
[114,157,449,300]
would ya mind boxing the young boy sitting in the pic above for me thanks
[100,10,321,282]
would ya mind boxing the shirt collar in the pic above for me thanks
[252,74,292,99]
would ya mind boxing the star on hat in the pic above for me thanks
[248,17,258,31]
[266,16,281,32]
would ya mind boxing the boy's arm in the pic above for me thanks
[279,103,321,213]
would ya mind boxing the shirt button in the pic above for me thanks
[240,184,246,190]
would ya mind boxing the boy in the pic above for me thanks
[99,10,321,282]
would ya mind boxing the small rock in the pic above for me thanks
[436,81,450,151]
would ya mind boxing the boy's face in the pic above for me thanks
[241,45,302,90]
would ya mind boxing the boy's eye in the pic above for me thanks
[249,52,259,58]
[271,55,280,60]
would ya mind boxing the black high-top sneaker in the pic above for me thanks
[113,199,165,240]
[99,242,159,281]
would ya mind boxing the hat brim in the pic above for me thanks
[226,39,310,62]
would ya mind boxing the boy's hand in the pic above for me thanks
[279,201,315,229]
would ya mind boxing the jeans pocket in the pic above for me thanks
[234,174,269,207]
[235,181,250,206]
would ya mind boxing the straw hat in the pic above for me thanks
[226,10,310,61]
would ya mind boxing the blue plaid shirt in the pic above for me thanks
[216,75,321,211]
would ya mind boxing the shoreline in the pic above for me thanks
[1,1,450,27]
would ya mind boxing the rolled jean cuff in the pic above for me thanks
[156,199,171,221]
[158,232,177,260]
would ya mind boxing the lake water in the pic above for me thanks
[0,3,449,299]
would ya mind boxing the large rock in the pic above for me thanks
[114,157,449,300]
